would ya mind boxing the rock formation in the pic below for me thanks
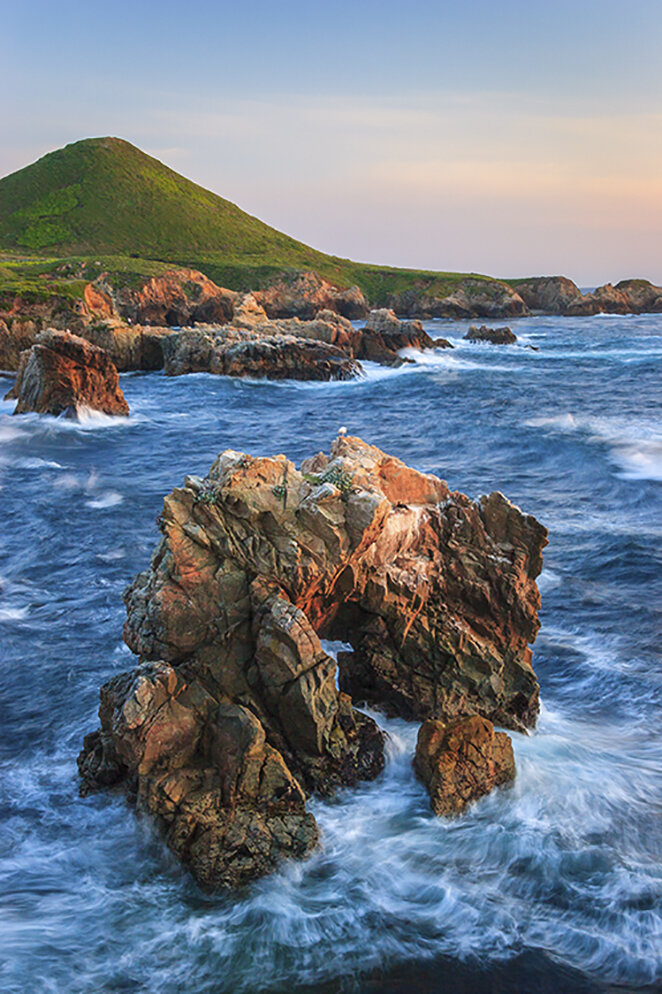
[464,325,517,345]
[79,435,546,887]
[255,271,368,320]
[161,326,362,380]
[6,329,129,417]
[510,276,597,316]
[414,715,516,816]
[389,280,528,320]
[358,309,450,363]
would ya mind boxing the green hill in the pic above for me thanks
[0,136,496,303]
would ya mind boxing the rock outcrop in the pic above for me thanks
[161,327,361,380]
[255,271,368,320]
[6,329,129,417]
[414,715,516,816]
[107,269,236,327]
[614,278,662,313]
[79,435,546,888]
[510,277,597,316]
[389,279,528,320]
[359,309,449,363]
[464,325,517,345]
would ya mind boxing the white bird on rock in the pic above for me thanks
[338,426,347,436]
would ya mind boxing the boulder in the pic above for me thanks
[78,662,318,890]
[6,329,129,417]
[80,436,546,887]
[255,271,368,320]
[414,715,516,816]
[510,276,597,316]
[359,309,449,364]
[230,293,269,329]
[615,278,662,313]
[464,324,517,345]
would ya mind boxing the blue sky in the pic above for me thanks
[4,0,662,283]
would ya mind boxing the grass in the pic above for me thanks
[0,137,512,305]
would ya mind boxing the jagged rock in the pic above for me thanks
[464,324,517,345]
[586,283,631,314]
[389,279,528,319]
[230,293,269,329]
[6,329,129,417]
[510,276,597,315]
[105,269,236,327]
[359,309,449,364]
[78,661,318,889]
[414,715,516,816]
[79,435,546,887]
[255,271,368,320]
[162,327,362,380]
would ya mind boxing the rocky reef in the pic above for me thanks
[465,325,517,345]
[79,435,547,888]
[5,329,129,417]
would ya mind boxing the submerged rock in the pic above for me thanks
[80,435,545,888]
[464,324,517,345]
[414,715,516,816]
[6,329,129,417]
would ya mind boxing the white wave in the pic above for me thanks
[0,606,28,622]
[85,491,124,509]
[526,412,662,483]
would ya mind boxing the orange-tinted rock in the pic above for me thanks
[80,435,545,887]
[255,271,368,319]
[7,329,129,417]
[414,715,516,816]
[389,279,528,319]
[110,269,236,326]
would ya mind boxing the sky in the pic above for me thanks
[3,0,662,285]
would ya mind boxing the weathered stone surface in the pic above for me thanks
[162,327,362,380]
[6,329,129,417]
[511,276,597,316]
[587,283,631,314]
[107,269,236,327]
[78,661,318,889]
[614,278,662,313]
[359,309,449,363]
[79,435,546,887]
[255,271,368,320]
[389,280,528,320]
[414,715,516,816]
[464,324,517,345]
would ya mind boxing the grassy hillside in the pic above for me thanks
[0,137,497,303]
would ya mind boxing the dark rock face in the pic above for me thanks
[161,327,362,381]
[80,435,546,888]
[255,271,368,320]
[78,661,319,889]
[414,715,516,816]
[6,329,129,417]
[464,324,517,345]
[358,309,450,364]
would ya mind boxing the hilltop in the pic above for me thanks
[0,137,505,305]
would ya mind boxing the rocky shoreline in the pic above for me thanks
[78,435,547,889]
[2,268,661,376]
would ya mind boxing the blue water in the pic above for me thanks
[1,315,660,993]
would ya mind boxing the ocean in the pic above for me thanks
[1,313,660,993]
